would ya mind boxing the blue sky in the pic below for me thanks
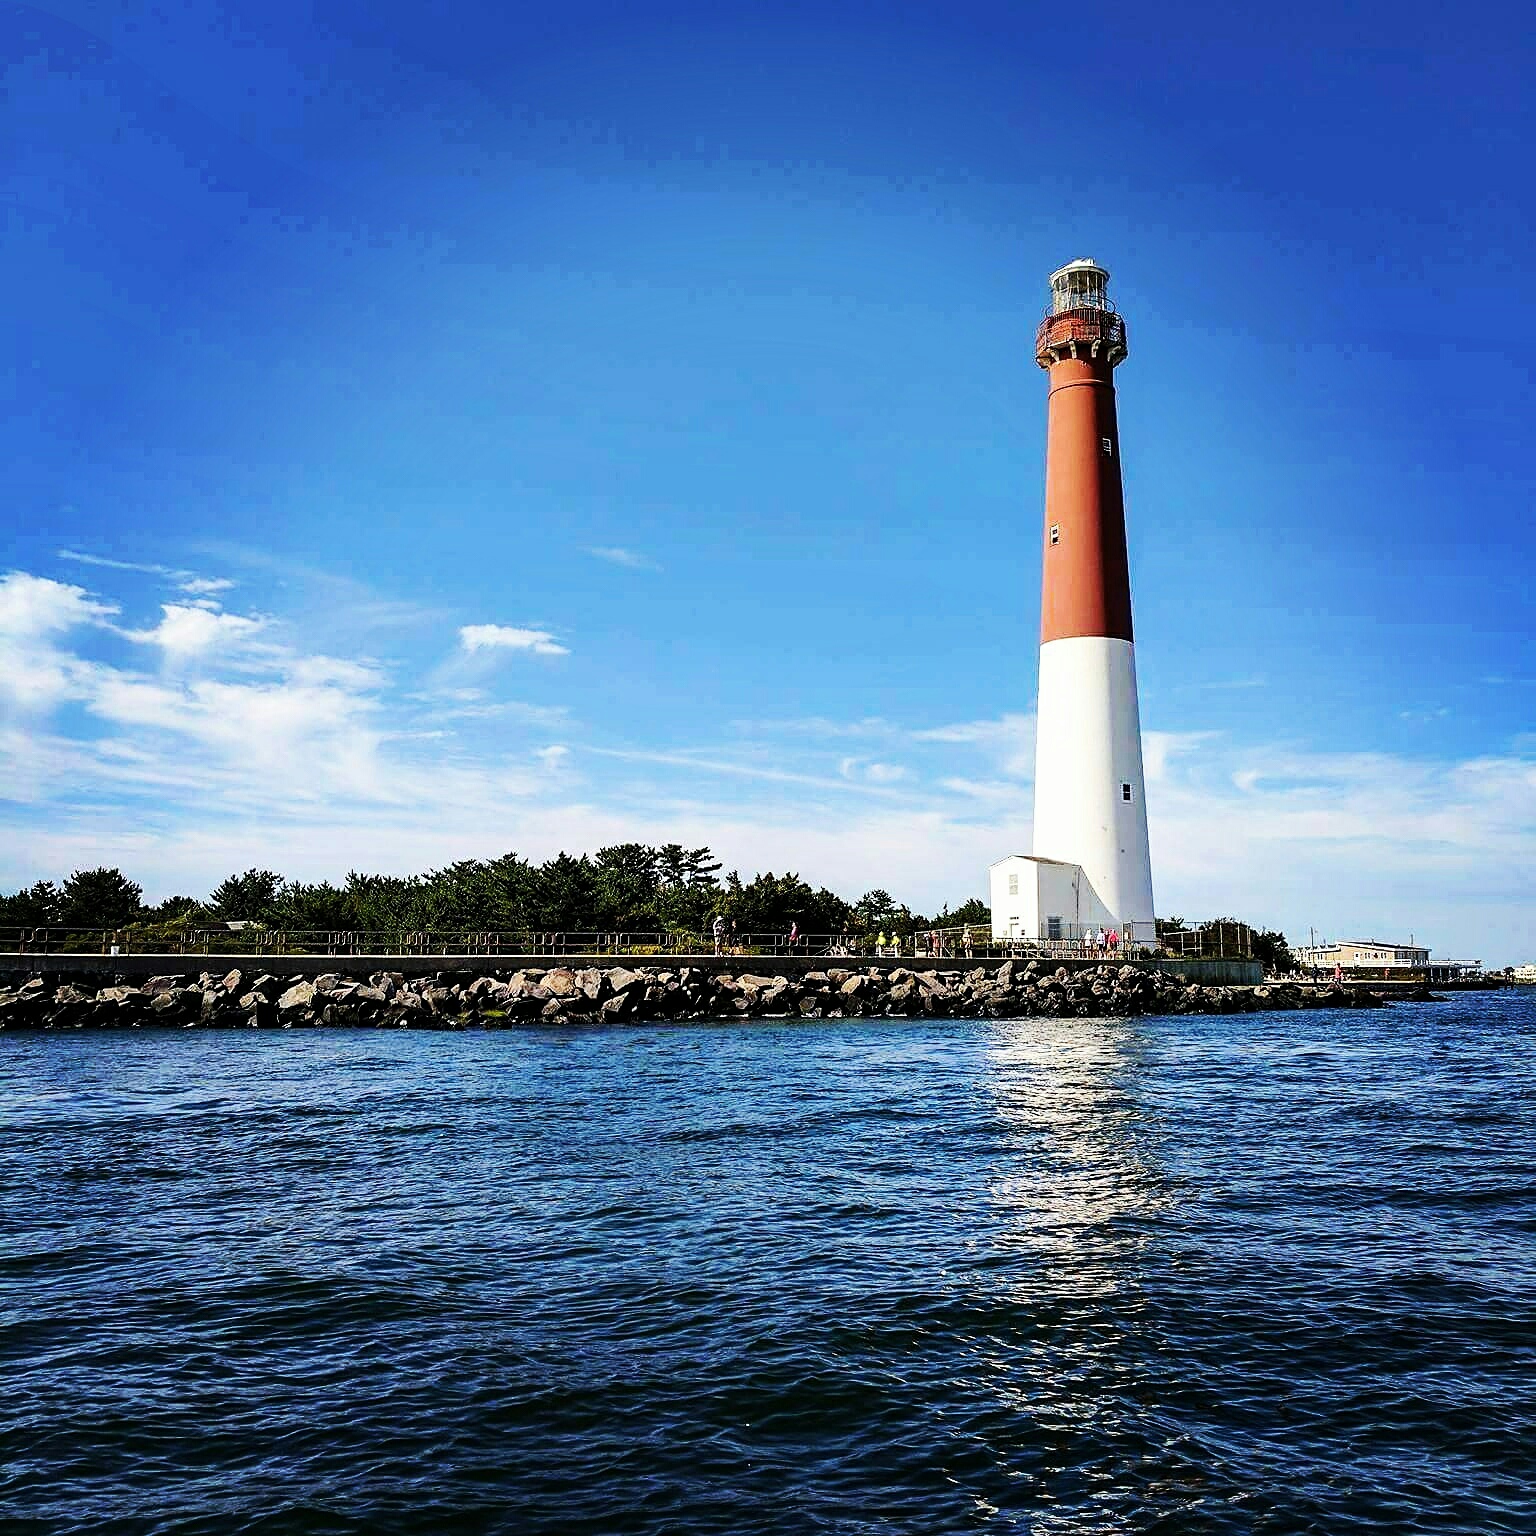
[3,0,1533,961]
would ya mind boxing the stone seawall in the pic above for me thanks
[0,960,1415,1030]
[0,952,1264,985]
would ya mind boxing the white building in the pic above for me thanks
[1294,939,1429,969]
[1294,938,1483,983]
[989,853,1121,943]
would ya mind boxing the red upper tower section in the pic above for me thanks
[1034,259,1134,645]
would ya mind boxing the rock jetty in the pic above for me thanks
[0,962,1412,1030]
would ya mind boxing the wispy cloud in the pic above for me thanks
[915,713,1035,778]
[459,624,569,657]
[730,716,895,739]
[1142,729,1216,782]
[408,687,571,727]
[58,549,235,597]
[59,550,176,577]
[1177,675,1269,691]
[587,745,906,796]
[587,546,660,571]
[840,757,906,784]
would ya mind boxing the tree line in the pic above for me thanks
[0,844,993,940]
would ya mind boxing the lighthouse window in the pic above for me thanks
[1121,782,1133,802]
[1101,437,1114,456]
[1007,873,1019,896]
[1049,525,1060,545]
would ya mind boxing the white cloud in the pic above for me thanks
[126,603,266,659]
[459,624,569,657]
[1141,729,1216,783]
[588,546,660,571]
[0,571,117,638]
[179,576,235,596]
[0,572,118,712]
[839,756,907,784]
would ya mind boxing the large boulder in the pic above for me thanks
[575,968,609,1003]
[278,981,317,1014]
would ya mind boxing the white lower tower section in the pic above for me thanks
[1032,635,1155,927]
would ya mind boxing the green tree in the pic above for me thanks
[937,897,990,929]
[344,871,425,932]
[1246,926,1297,974]
[208,869,284,924]
[0,879,64,927]
[272,880,357,930]
[533,852,600,930]
[592,843,662,927]
[722,871,852,935]
[853,889,899,932]
[60,867,144,928]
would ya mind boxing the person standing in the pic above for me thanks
[712,914,725,956]
[963,925,973,959]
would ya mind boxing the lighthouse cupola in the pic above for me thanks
[1048,258,1111,313]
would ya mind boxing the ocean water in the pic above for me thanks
[2,994,1533,1535]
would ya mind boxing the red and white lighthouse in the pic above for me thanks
[990,259,1155,941]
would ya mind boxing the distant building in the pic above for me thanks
[1294,938,1481,983]
[1295,939,1429,969]
[1511,964,1536,984]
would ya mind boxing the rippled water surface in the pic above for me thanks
[3,994,1534,1534]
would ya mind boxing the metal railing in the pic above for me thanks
[1035,306,1127,361]
[1,921,1255,963]
[1158,924,1255,960]
[911,922,1159,961]
[3,927,946,960]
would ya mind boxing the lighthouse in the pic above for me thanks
[990,260,1156,944]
